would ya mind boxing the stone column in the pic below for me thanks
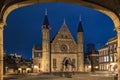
[118,28,120,80]
[0,22,4,80]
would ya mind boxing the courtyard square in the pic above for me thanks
[4,72,116,80]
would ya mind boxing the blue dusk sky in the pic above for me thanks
[4,2,117,59]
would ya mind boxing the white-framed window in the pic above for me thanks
[106,56,109,62]
[110,56,113,62]
[114,43,117,52]
[114,54,117,62]
[104,56,106,62]
[110,45,112,52]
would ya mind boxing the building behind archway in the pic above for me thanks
[32,11,84,72]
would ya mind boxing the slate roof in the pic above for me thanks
[78,21,83,32]
[43,15,49,29]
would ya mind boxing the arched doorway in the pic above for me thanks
[0,1,120,80]
[62,57,72,72]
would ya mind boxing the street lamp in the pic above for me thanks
[33,65,39,72]
[88,65,91,72]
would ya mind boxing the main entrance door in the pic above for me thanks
[62,57,72,72]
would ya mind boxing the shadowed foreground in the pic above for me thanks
[4,72,115,80]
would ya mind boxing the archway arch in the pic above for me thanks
[0,0,120,80]
[2,0,120,28]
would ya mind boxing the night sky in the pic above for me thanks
[4,2,117,59]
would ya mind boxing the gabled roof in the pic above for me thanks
[108,36,117,42]
[58,21,69,34]
[99,45,108,50]
[51,19,77,45]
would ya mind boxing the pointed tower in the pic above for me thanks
[77,16,84,72]
[41,9,50,72]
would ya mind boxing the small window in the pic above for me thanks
[72,59,75,68]
[38,53,41,57]
[39,63,41,68]
[53,59,57,68]
[65,35,68,38]
[61,35,64,38]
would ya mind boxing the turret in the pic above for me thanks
[41,9,50,72]
[77,16,84,72]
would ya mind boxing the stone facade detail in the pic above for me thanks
[98,36,118,73]
[32,12,84,72]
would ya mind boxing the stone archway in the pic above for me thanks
[62,57,72,71]
[0,0,120,80]
[2,0,120,28]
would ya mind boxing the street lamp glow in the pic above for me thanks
[95,66,98,69]
[34,65,39,69]
[26,68,31,71]
[18,68,22,71]
[88,65,91,68]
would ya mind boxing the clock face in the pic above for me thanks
[61,44,67,51]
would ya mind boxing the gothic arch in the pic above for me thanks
[62,57,71,65]
[62,57,72,71]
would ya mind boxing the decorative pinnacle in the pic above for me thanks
[45,8,47,15]
[79,15,82,21]
[63,18,66,24]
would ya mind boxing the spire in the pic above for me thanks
[63,18,66,24]
[43,8,49,29]
[45,8,47,15]
[78,16,83,32]
[79,15,81,22]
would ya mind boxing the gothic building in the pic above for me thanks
[32,11,84,72]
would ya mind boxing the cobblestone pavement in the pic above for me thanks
[4,72,115,80]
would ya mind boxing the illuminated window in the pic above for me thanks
[114,54,117,62]
[38,53,41,57]
[104,56,106,62]
[114,44,117,52]
[34,52,42,58]
[110,56,113,62]
[106,56,109,62]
